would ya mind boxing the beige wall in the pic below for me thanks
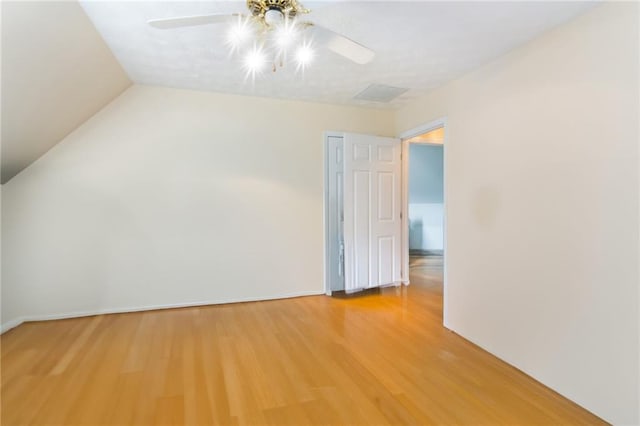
[1,1,131,183]
[395,3,639,424]
[1,85,394,329]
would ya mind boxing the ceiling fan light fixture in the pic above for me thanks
[264,8,285,26]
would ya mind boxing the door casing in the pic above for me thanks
[399,117,449,326]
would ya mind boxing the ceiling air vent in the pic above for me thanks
[354,84,408,103]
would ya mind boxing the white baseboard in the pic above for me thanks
[0,290,324,335]
[1,318,25,334]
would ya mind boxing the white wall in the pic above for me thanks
[1,85,394,330]
[395,3,639,424]
[408,204,443,251]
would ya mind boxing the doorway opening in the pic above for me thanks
[323,124,446,320]
[400,119,447,322]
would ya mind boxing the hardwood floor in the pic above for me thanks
[1,257,605,425]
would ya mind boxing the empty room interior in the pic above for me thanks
[1,1,639,425]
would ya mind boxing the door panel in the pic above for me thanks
[343,133,401,292]
[378,236,394,284]
[354,170,370,288]
[378,172,394,221]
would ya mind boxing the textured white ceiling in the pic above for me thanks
[79,1,597,109]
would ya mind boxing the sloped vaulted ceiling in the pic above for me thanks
[1,1,131,183]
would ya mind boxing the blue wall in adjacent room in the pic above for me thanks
[409,144,444,251]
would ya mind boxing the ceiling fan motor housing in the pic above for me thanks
[246,0,307,20]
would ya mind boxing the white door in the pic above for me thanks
[343,133,402,292]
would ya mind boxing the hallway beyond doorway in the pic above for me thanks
[409,254,443,292]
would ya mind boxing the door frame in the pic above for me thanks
[399,117,449,324]
[323,122,449,308]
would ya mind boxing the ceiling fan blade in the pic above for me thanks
[310,25,375,65]
[148,14,237,30]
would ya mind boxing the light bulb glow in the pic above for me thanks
[227,16,253,52]
[273,19,298,52]
[295,42,314,70]
[226,15,317,78]
[243,46,267,80]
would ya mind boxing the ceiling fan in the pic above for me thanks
[148,0,375,75]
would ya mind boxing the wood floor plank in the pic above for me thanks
[1,256,606,425]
